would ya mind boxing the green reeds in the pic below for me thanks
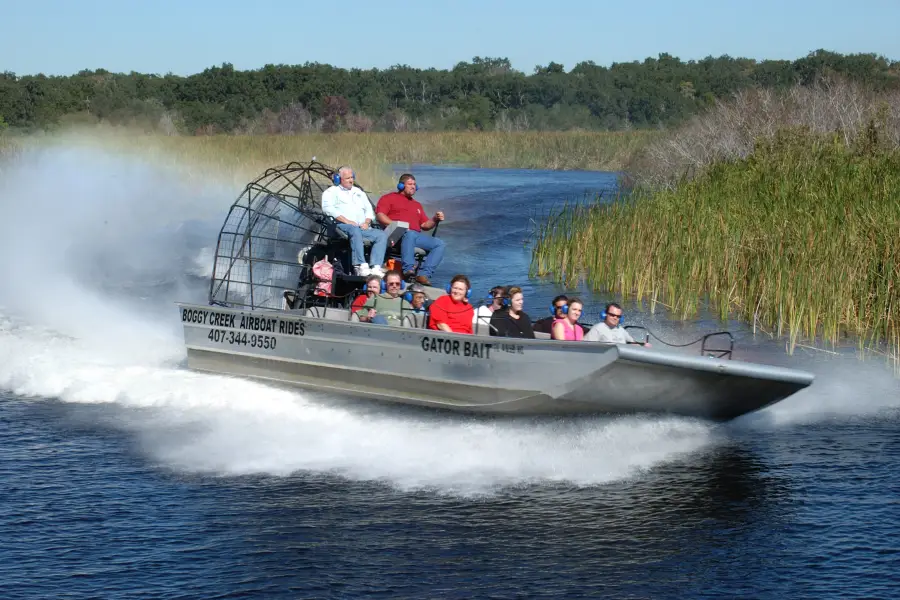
[531,128,900,361]
[7,128,656,193]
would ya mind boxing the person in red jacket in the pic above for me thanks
[428,274,474,334]
[375,173,445,286]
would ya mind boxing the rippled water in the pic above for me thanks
[1,149,899,599]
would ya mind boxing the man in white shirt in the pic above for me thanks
[321,166,387,276]
[583,302,651,346]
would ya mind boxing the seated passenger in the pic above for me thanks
[533,294,588,336]
[473,285,507,334]
[407,283,429,312]
[355,269,412,327]
[551,297,584,341]
[401,283,430,328]
[375,173,445,286]
[428,274,474,334]
[322,166,387,277]
[489,286,535,339]
[583,303,651,346]
[351,274,382,322]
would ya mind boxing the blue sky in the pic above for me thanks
[3,0,898,76]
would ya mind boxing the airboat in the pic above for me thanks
[176,160,814,421]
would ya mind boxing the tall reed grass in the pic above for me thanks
[532,128,900,361]
[10,127,654,193]
[628,77,900,189]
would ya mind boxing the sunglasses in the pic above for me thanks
[387,281,402,287]
[607,312,622,318]
[555,304,568,310]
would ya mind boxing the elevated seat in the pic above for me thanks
[324,207,436,280]
[331,222,380,249]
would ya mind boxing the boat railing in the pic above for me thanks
[700,331,734,360]
[624,325,651,345]
[624,325,735,359]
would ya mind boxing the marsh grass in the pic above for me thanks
[628,77,900,189]
[531,128,900,361]
[0,136,23,157]
[8,128,654,193]
[0,136,25,175]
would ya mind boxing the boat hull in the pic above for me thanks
[177,303,814,421]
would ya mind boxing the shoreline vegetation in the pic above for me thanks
[0,129,655,191]
[3,59,900,364]
[532,78,900,363]
[2,50,896,136]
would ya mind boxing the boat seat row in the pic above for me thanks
[300,307,552,337]
[331,221,428,272]
[301,306,428,329]
[303,307,352,321]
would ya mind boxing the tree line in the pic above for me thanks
[0,50,897,135]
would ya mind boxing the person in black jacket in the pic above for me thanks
[489,286,535,338]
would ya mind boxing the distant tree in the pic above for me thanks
[1,51,897,133]
[321,95,349,132]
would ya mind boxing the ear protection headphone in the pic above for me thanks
[600,306,624,325]
[381,279,407,293]
[493,294,510,308]
[549,303,569,316]
[403,291,428,311]
[397,179,419,192]
[332,169,356,186]
[405,294,427,312]
[446,283,473,301]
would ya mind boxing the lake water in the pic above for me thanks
[1,149,899,599]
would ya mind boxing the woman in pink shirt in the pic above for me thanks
[551,298,584,341]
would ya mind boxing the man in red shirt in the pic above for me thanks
[375,173,445,286]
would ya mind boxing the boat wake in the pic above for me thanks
[0,143,897,496]
[0,313,716,494]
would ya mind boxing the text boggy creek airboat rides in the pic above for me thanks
[176,161,814,421]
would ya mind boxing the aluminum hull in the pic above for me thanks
[177,303,814,421]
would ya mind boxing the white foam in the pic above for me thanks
[2,141,896,497]
[0,143,716,495]
[0,319,714,495]
[189,246,216,278]
[743,353,900,428]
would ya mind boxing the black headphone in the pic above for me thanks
[397,178,419,192]
[333,168,356,185]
